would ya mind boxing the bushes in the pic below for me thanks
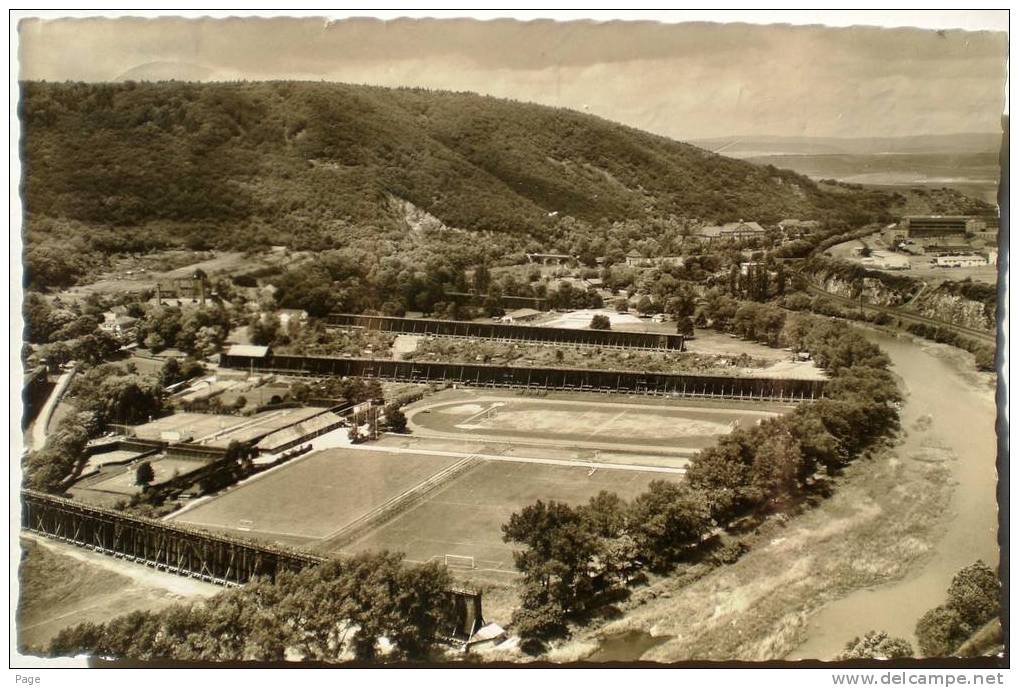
[916,606,971,657]
[915,561,1001,657]
[837,631,913,660]
[503,303,903,645]
[49,553,455,662]
[905,322,997,371]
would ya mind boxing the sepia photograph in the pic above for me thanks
[9,9,1009,674]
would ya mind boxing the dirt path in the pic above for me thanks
[30,365,76,450]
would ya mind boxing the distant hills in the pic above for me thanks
[19,80,994,292]
[20,81,901,244]
[114,61,216,82]
[690,133,1003,158]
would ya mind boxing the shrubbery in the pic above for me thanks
[503,310,901,648]
[915,561,1001,657]
[49,553,455,662]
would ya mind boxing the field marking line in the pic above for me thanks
[316,455,480,544]
[586,409,628,439]
[390,426,700,459]
[349,443,686,474]
[162,443,328,521]
[459,402,504,427]
[410,395,788,417]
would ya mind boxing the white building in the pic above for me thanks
[935,254,988,268]
[861,251,911,271]
[100,312,139,340]
[501,308,543,324]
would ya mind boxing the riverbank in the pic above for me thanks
[544,329,998,662]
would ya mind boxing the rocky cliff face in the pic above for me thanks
[810,262,996,332]
[817,274,916,308]
[910,287,997,332]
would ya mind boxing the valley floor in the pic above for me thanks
[543,332,998,663]
[15,534,219,656]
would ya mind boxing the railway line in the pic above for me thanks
[803,283,997,345]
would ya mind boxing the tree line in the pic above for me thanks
[502,311,902,649]
[48,553,456,663]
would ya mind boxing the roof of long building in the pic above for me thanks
[226,344,271,358]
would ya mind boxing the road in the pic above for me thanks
[29,365,76,451]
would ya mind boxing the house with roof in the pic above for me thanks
[500,308,543,324]
[100,312,139,341]
[275,308,309,332]
[778,219,821,239]
[625,250,653,267]
[694,221,767,244]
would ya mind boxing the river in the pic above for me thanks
[583,330,1001,662]
[787,331,1000,659]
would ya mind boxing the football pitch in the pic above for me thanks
[340,459,685,577]
[170,448,463,545]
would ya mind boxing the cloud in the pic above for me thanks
[17,16,1008,139]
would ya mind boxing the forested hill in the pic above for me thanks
[21,81,897,251]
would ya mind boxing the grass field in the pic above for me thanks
[17,536,218,655]
[171,448,463,545]
[408,396,778,450]
[86,457,208,495]
[342,460,685,577]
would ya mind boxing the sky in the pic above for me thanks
[16,14,1009,141]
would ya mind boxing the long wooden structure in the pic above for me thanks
[21,490,485,641]
[220,352,826,401]
[21,489,323,585]
[325,313,686,351]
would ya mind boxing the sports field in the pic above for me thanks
[408,396,777,450]
[85,457,208,495]
[83,449,149,472]
[342,460,685,577]
[170,448,463,545]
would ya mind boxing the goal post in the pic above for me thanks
[444,554,476,570]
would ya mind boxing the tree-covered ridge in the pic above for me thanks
[21,81,898,255]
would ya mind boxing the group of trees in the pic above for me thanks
[69,363,166,429]
[159,356,206,387]
[502,486,712,645]
[838,560,1002,660]
[23,293,123,367]
[503,311,902,649]
[836,631,914,661]
[915,561,1001,657]
[289,376,384,408]
[725,262,787,302]
[135,303,231,356]
[24,412,93,492]
[49,552,456,662]
[24,362,166,493]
